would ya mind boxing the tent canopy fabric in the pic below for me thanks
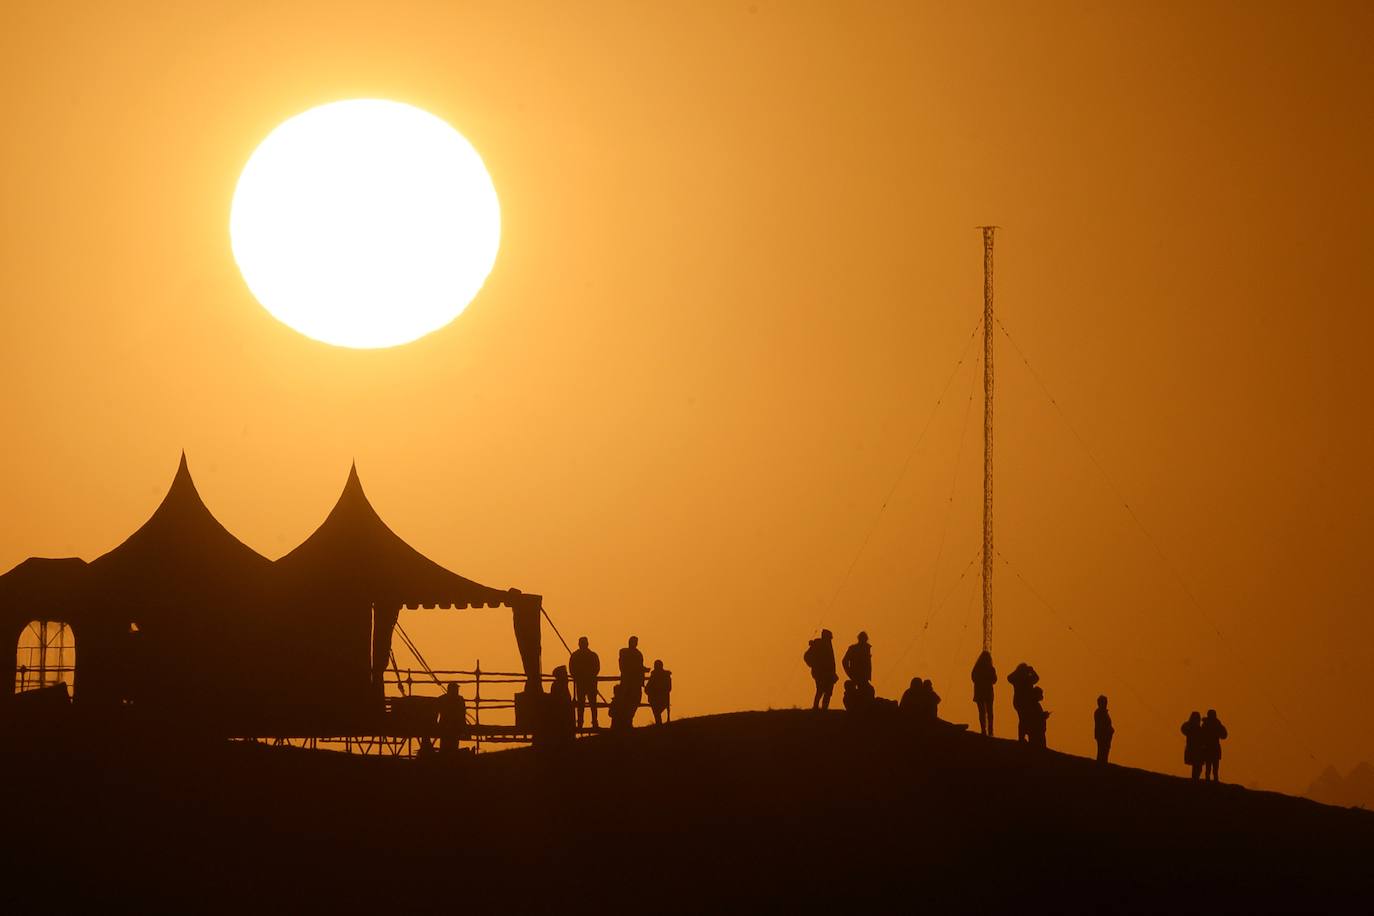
[276,463,510,611]
[0,557,88,620]
[86,454,275,615]
[0,455,538,733]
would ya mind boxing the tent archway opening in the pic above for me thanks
[14,619,75,696]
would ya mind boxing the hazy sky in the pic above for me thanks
[2,1,1371,791]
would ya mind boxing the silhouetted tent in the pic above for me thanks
[86,454,277,726]
[272,464,542,733]
[0,455,542,737]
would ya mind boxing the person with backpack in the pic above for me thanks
[804,629,838,710]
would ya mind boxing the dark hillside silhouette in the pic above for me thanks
[3,711,1369,911]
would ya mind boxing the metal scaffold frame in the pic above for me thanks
[233,663,669,758]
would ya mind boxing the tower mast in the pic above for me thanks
[979,227,996,652]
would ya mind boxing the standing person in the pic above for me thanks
[1181,711,1204,780]
[541,665,575,747]
[1027,685,1050,747]
[842,631,873,686]
[1094,695,1114,765]
[1007,663,1040,743]
[645,660,672,725]
[899,676,926,717]
[804,629,838,710]
[569,636,601,731]
[438,682,467,756]
[1201,709,1228,782]
[971,650,998,736]
[617,636,648,727]
[922,679,941,723]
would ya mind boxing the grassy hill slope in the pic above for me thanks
[4,710,1370,912]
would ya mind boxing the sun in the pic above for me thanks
[230,99,500,349]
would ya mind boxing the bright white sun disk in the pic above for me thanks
[230,99,500,348]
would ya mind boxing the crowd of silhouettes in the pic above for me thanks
[805,631,939,720]
[799,635,1239,782]
[524,635,670,745]
[533,624,1234,779]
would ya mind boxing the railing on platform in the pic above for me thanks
[11,654,668,760]
[380,663,670,754]
[235,664,671,759]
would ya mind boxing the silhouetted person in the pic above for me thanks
[842,678,878,713]
[569,635,601,730]
[842,631,872,685]
[900,676,925,716]
[1181,711,1204,779]
[1201,709,1228,782]
[645,660,672,725]
[613,636,648,729]
[1007,662,1041,743]
[537,665,575,748]
[438,682,467,755]
[1026,685,1049,747]
[1094,695,1114,764]
[608,684,635,733]
[971,650,997,736]
[805,629,838,710]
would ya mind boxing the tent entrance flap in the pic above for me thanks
[511,594,542,690]
[371,603,401,696]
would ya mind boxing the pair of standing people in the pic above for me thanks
[1181,709,1228,781]
[804,630,872,710]
[1007,662,1050,746]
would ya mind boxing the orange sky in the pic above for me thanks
[2,1,1371,792]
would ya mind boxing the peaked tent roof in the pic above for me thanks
[275,464,511,610]
[86,453,274,608]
